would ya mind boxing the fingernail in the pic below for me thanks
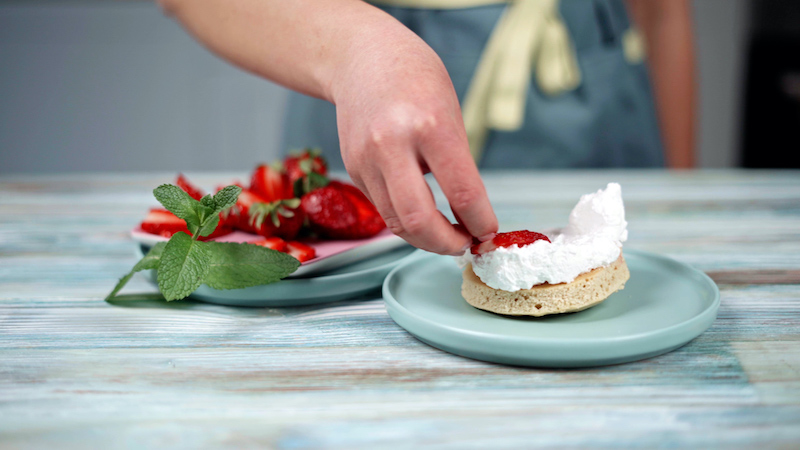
[449,241,471,256]
[478,233,496,242]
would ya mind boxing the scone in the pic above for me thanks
[458,183,629,317]
[462,254,629,316]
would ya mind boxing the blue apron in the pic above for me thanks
[281,0,664,169]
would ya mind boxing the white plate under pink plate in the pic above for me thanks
[130,228,408,277]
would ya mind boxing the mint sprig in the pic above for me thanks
[107,184,300,302]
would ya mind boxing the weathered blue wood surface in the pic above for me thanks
[1,171,799,448]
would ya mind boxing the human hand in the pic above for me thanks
[331,24,498,255]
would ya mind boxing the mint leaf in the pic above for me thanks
[196,186,241,237]
[197,213,221,238]
[105,242,167,301]
[133,242,168,272]
[153,184,202,235]
[157,232,211,300]
[213,185,241,214]
[200,194,216,210]
[203,242,300,290]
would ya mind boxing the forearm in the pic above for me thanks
[157,0,411,102]
[627,0,696,169]
[157,0,497,254]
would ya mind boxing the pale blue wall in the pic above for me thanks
[0,1,748,173]
[0,1,290,174]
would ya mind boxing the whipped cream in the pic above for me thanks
[460,183,627,291]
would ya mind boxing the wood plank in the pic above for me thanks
[2,170,800,447]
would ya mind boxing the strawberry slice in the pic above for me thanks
[140,208,231,240]
[140,208,186,237]
[176,174,205,201]
[285,241,316,262]
[470,230,551,255]
[252,237,288,252]
[250,164,292,202]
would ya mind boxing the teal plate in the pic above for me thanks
[383,249,720,368]
[139,244,416,307]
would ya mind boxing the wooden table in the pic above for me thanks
[2,170,799,448]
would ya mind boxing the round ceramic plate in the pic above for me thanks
[138,244,416,307]
[383,249,720,368]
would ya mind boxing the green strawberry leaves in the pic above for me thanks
[294,171,329,197]
[106,183,300,302]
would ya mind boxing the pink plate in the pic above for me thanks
[130,227,408,277]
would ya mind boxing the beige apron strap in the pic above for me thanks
[461,0,580,162]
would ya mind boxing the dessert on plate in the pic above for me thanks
[459,183,630,317]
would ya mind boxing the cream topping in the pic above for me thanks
[459,183,627,291]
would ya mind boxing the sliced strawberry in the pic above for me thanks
[252,237,288,252]
[246,199,305,239]
[471,230,551,255]
[176,174,205,201]
[301,181,385,240]
[285,241,316,262]
[250,164,292,202]
[140,208,186,237]
[140,208,231,240]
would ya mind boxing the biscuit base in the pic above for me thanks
[461,255,630,317]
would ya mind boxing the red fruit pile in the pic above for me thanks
[139,149,386,263]
[470,230,551,255]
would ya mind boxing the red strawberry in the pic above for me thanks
[301,181,385,240]
[176,174,205,201]
[471,230,551,255]
[140,208,231,240]
[284,148,328,184]
[252,237,288,252]
[140,208,186,237]
[245,199,305,239]
[329,181,385,237]
[285,241,316,262]
[221,185,266,229]
[250,164,293,202]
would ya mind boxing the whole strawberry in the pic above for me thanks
[246,199,305,240]
[285,148,328,184]
[471,230,551,255]
[301,181,385,239]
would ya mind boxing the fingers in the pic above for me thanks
[365,147,472,255]
[422,128,498,242]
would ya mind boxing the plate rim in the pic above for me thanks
[382,249,720,348]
